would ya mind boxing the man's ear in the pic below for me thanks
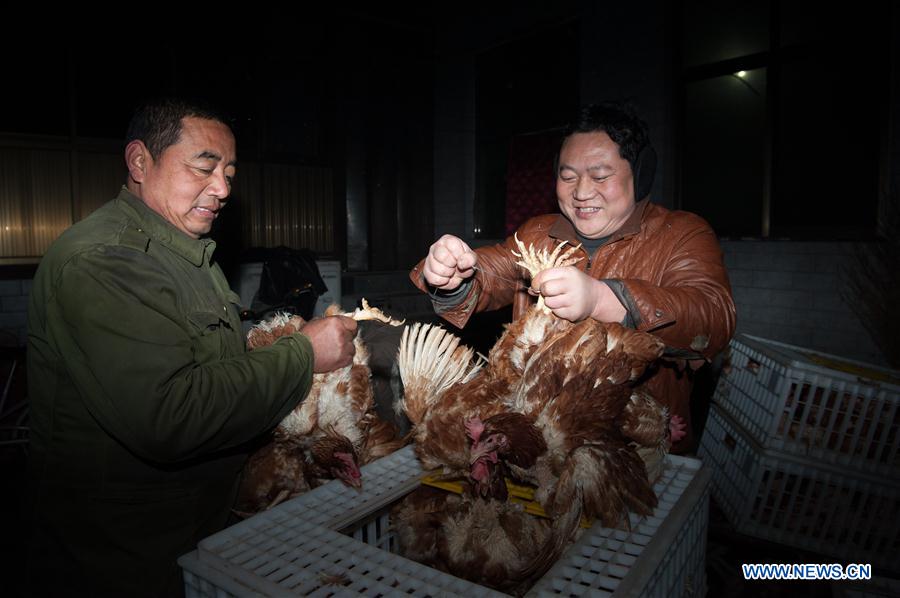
[125,140,150,183]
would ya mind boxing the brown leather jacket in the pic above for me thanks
[410,199,736,452]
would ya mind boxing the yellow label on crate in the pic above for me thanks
[420,472,593,528]
[803,353,900,386]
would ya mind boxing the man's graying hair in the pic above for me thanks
[126,98,228,159]
[563,101,650,168]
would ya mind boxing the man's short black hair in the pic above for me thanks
[126,98,229,159]
[563,101,650,168]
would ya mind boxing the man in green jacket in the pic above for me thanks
[25,99,357,596]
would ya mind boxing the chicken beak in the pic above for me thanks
[337,469,363,490]
[469,442,497,465]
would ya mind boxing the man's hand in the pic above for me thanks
[530,267,627,323]
[300,316,358,372]
[422,234,478,291]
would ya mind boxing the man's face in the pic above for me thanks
[137,117,236,239]
[556,131,635,239]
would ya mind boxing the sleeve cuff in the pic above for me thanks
[428,277,474,309]
[600,279,638,329]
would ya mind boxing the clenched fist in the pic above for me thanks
[423,234,478,291]
[300,315,358,372]
[531,267,627,323]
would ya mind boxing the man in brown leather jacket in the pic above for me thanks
[410,103,735,453]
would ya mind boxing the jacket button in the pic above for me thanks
[654,309,664,317]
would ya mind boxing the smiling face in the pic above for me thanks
[556,131,636,239]
[126,116,236,239]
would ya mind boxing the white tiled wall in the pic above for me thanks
[722,240,885,366]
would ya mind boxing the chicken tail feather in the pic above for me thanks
[517,436,659,586]
[398,323,483,424]
[515,481,584,587]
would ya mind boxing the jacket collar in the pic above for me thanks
[548,197,650,245]
[115,187,216,267]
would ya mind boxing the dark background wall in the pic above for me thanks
[0,2,897,367]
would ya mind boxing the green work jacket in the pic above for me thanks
[26,188,313,596]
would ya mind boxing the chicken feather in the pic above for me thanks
[395,240,677,592]
[237,300,405,515]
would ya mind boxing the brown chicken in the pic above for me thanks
[392,485,552,596]
[397,322,493,475]
[464,317,670,584]
[395,238,678,590]
[395,242,583,477]
[236,301,405,514]
[236,433,313,515]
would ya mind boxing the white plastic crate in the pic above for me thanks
[180,445,710,597]
[699,404,900,572]
[716,334,900,476]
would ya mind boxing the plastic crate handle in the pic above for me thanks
[724,433,736,452]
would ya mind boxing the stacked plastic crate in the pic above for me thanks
[699,334,900,573]
[180,445,710,597]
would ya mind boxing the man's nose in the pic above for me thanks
[207,169,231,199]
[573,177,594,200]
